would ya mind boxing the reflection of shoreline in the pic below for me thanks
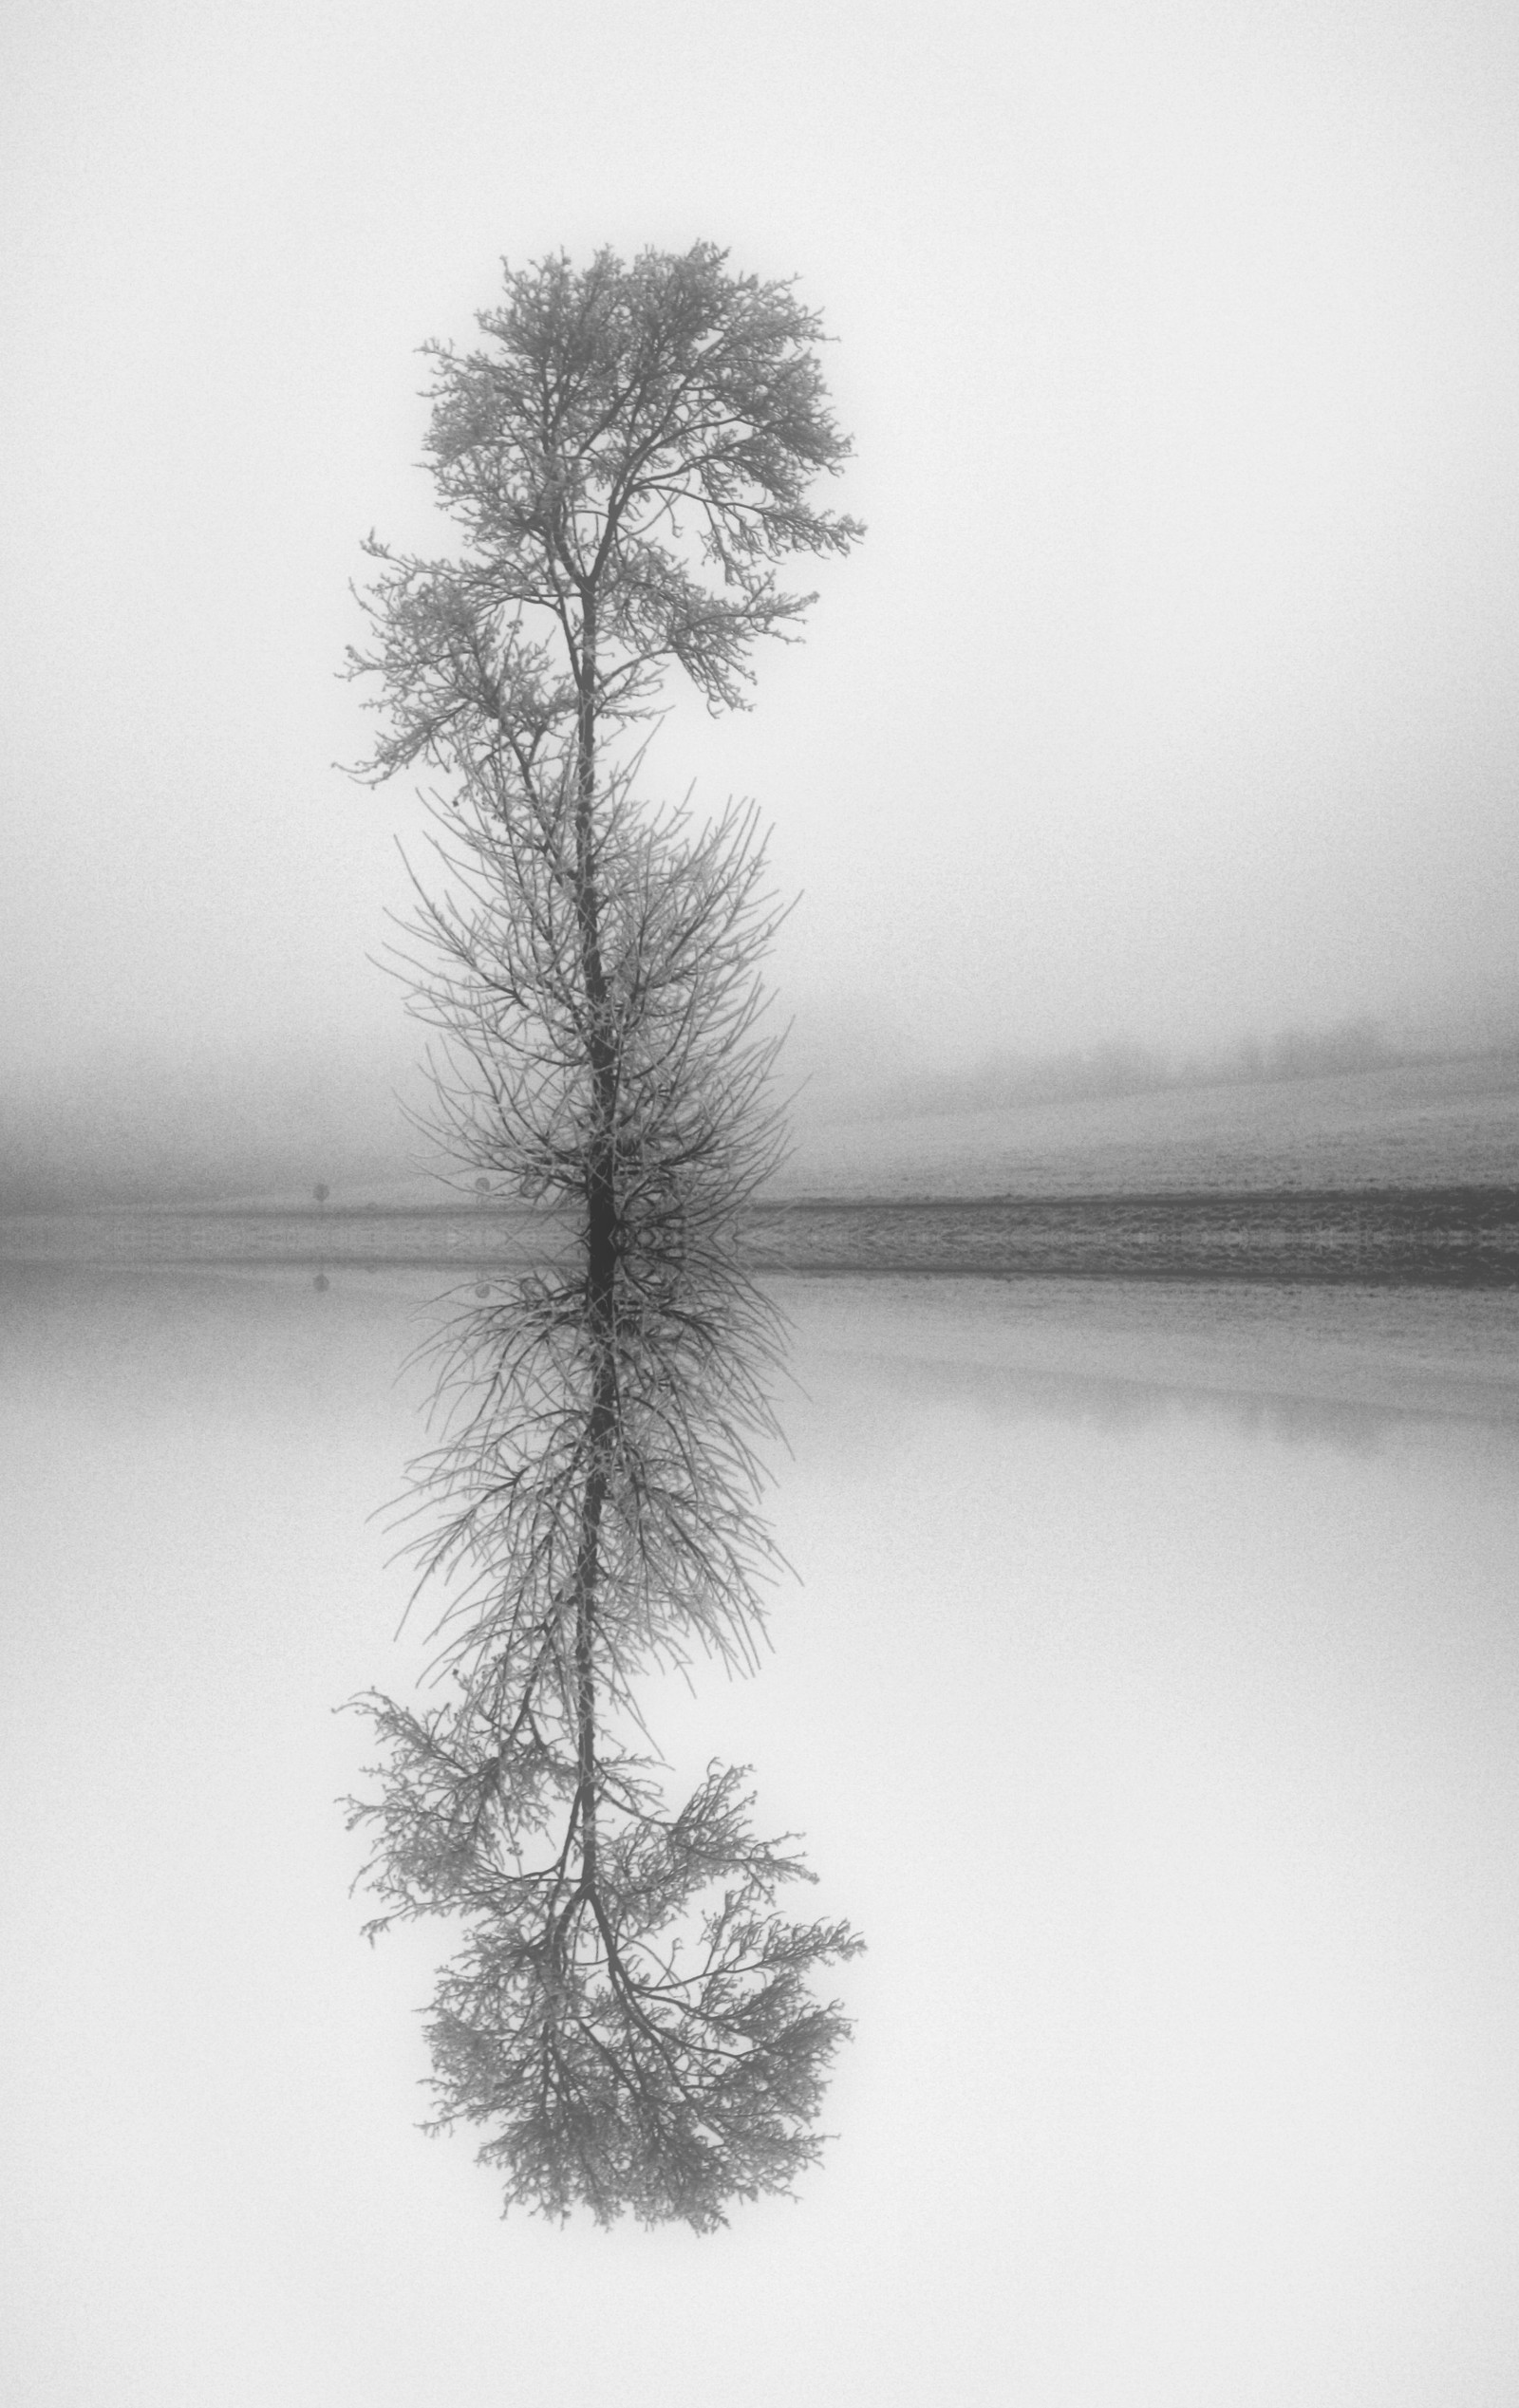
[8,1189,1517,1284]
[778,1272,1519,1428]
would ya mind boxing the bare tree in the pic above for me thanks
[343,245,864,2230]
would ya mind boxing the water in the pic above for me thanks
[3,1264,1517,2407]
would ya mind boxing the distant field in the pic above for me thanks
[773,1053,1519,1201]
[6,1057,1518,1284]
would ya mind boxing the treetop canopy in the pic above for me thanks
[349,243,864,783]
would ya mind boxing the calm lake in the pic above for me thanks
[4,1263,1518,2407]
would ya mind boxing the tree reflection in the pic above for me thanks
[344,771,860,2231]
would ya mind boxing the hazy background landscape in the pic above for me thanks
[4,0,1519,1211]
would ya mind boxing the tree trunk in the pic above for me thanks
[572,594,615,1894]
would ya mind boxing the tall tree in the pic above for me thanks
[345,246,864,2230]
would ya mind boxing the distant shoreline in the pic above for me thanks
[5,1186,1517,1284]
[745,1188,1519,1284]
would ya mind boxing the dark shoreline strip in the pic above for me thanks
[741,1189,1519,1284]
[5,1188,1518,1284]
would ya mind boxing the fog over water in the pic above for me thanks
[4,1266,1519,2405]
[4,0,1519,1201]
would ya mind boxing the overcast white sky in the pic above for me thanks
[4,0,1519,1193]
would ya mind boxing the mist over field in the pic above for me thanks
[0,1039,423,1213]
[5,0,1519,1216]
[5,1014,1516,1216]
[821,1013,1519,1129]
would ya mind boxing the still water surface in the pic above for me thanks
[3,1265,1517,2408]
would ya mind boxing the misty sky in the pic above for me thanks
[4,0,1519,1193]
